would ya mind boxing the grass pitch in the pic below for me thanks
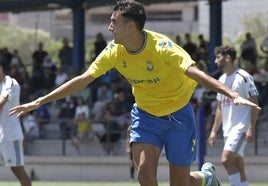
[0,182,267,186]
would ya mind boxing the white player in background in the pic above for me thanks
[0,61,31,186]
[209,45,260,186]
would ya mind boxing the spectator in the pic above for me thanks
[71,112,93,156]
[68,66,78,79]
[91,100,106,121]
[0,47,13,74]
[197,34,209,68]
[32,42,48,75]
[9,49,30,102]
[241,32,258,67]
[93,32,107,60]
[97,83,113,103]
[71,97,92,155]
[9,51,28,86]
[110,91,132,131]
[55,66,69,88]
[260,34,268,70]
[58,96,76,139]
[183,33,198,61]
[58,38,73,75]
[42,55,57,73]
[21,112,40,154]
[33,102,51,138]
[40,66,56,92]
[74,85,92,107]
[96,103,121,156]
[174,34,183,47]
[75,97,90,120]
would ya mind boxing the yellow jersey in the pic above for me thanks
[88,30,197,116]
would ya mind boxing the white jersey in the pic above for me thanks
[217,68,259,137]
[0,75,23,142]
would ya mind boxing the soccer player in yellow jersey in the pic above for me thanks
[10,1,260,186]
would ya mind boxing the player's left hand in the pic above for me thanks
[9,101,40,118]
[246,127,255,143]
[233,96,261,111]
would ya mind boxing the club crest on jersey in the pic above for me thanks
[146,61,154,71]
[122,61,127,68]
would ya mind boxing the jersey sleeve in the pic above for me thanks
[1,77,20,102]
[88,41,117,78]
[242,74,259,99]
[161,40,196,73]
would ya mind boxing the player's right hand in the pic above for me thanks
[208,132,217,147]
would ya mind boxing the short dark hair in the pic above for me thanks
[214,45,237,61]
[113,0,146,30]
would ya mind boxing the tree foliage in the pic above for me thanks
[0,26,57,67]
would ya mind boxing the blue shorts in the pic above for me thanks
[130,103,196,166]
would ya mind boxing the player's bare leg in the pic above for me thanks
[170,163,192,186]
[221,150,239,175]
[235,156,247,182]
[132,143,160,186]
[11,166,31,186]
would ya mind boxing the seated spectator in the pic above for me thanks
[70,96,92,155]
[21,112,40,154]
[96,83,113,104]
[91,100,106,121]
[74,85,92,107]
[96,103,121,156]
[58,96,77,139]
[9,52,26,85]
[71,112,93,156]
[41,56,56,92]
[54,66,68,87]
[75,97,90,119]
[33,103,51,138]
[110,91,132,131]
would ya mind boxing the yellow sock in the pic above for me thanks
[196,171,206,186]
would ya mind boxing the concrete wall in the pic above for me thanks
[0,156,267,183]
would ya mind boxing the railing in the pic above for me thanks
[38,118,126,156]
[29,114,268,157]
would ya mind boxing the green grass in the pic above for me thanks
[0,182,267,186]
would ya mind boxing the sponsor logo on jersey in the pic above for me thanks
[128,77,161,84]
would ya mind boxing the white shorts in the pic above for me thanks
[0,140,24,167]
[224,131,247,157]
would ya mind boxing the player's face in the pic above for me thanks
[108,11,130,45]
[214,53,226,70]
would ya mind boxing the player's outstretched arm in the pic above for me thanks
[185,65,261,111]
[10,70,95,118]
